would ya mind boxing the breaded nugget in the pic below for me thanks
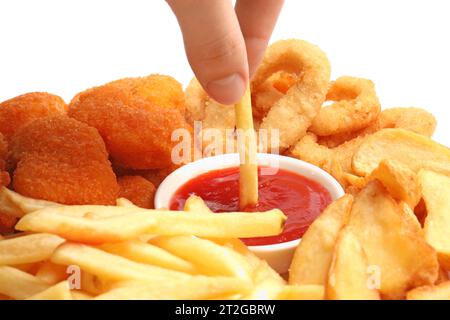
[0,92,67,141]
[118,175,156,209]
[10,116,118,205]
[69,84,192,169]
[0,133,10,187]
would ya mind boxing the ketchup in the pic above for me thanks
[169,167,332,246]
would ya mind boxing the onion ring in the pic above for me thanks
[252,39,331,151]
[309,76,381,136]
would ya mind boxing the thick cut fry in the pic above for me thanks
[95,276,250,300]
[22,205,286,239]
[407,281,450,300]
[235,86,258,209]
[419,170,450,269]
[289,195,353,285]
[26,281,72,300]
[327,228,380,300]
[0,266,49,299]
[0,187,61,218]
[352,129,450,176]
[151,236,252,282]
[0,233,65,265]
[15,210,156,244]
[35,262,68,285]
[99,240,198,274]
[51,243,189,282]
[277,285,324,300]
[348,181,439,299]
[367,159,421,208]
[183,195,212,213]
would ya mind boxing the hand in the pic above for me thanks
[167,0,284,105]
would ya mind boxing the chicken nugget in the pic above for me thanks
[0,133,10,187]
[118,175,156,209]
[0,92,67,141]
[69,85,192,169]
[10,116,118,205]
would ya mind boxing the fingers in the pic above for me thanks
[235,0,284,78]
[167,0,248,105]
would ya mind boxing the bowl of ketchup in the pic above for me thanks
[155,153,344,273]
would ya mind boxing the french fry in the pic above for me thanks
[277,285,325,300]
[0,186,61,218]
[80,272,112,295]
[95,276,251,300]
[99,240,199,274]
[235,86,258,209]
[115,197,137,208]
[367,159,420,208]
[0,266,49,299]
[71,290,93,300]
[26,281,72,300]
[327,228,380,300]
[407,281,450,300]
[183,195,212,213]
[348,181,439,299]
[289,195,353,285]
[35,262,68,285]
[352,128,450,177]
[0,233,65,265]
[419,170,450,269]
[18,205,285,239]
[16,210,156,244]
[150,236,252,282]
[50,243,189,282]
[243,260,285,300]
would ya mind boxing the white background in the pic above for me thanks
[0,0,448,144]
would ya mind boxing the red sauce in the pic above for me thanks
[169,167,332,246]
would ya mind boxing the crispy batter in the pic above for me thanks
[69,84,192,170]
[318,107,436,148]
[0,92,67,141]
[252,39,331,151]
[0,133,10,187]
[310,76,381,136]
[10,116,118,205]
[118,175,156,209]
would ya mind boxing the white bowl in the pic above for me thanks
[155,153,344,274]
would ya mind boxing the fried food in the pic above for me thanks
[352,128,450,177]
[310,76,381,136]
[0,92,67,141]
[407,281,450,300]
[10,116,118,205]
[327,227,380,300]
[318,107,436,148]
[289,195,353,285]
[0,133,10,188]
[418,170,450,270]
[118,175,156,209]
[348,181,439,299]
[252,39,331,151]
[69,84,192,169]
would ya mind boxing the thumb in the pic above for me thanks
[167,0,248,105]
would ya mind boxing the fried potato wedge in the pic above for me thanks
[419,170,450,270]
[0,233,65,265]
[0,266,49,299]
[99,240,198,274]
[407,281,450,300]
[151,236,252,282]
[26,281,72,300]
[277,285,324,300]
[327,228,380,300]
[367,159,421,208]
[289,195,353,285]
[16,210,156,244]
[348,181,439,299]
[95,276,250,300]
[352,129,450,177]
[51,243,189,282]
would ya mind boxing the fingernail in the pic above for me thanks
[206,73,246,105]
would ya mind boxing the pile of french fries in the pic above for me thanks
[0,191,321,300]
